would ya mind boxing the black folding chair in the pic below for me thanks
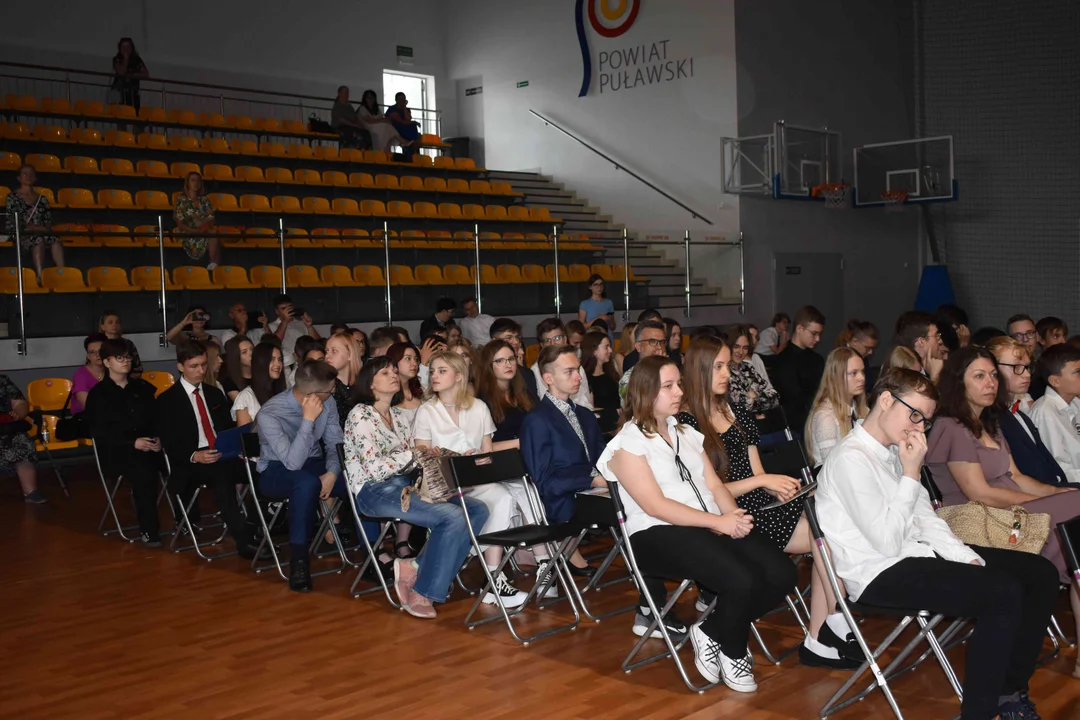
[1050,517,1080,656]
[92,438,173,541]
[756,405,793,444]
[239,432,346,579]
[445,450,581,645]
[805,495,963,719]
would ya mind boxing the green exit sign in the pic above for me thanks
[396,45,413,58]
[516,80,529,88]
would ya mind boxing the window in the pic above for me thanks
[382,70,438,137]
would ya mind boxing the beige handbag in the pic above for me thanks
[935,502,1050,554]
[400,446,458,511]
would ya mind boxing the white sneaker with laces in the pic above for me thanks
[534,560,562,599]
[689,623,758,692]
[481,572,529,609]
[206,262,219,272]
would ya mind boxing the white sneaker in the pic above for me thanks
[689,623,758,692]
[206,262,219,272]
[533,560,562,599]
[481,572,528,609]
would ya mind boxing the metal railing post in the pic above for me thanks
[219,94,225,115]
[278,218,287,293]
[739,231,746,315]
[621,227,630,321]
[383,220,393,326]
[64,73,71,102]
[683,230,692,319]
[473,222,482,314]
[552,223,562,315]
[157,216,168,347]
[13,213,26,356]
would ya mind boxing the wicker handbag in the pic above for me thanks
[400,446,458,511]
[935,502,1050,554]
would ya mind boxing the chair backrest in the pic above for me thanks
[444,449,529,491]
[27,377,72,411]
[755,406,791,436]
[757,439,812,484]
[141,371,175,397]
[1057,516,1080,578]
[920,467,944,510]
[241,431,261,462]
[804,494,826,542]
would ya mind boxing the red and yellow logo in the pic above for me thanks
[577,0,641,96]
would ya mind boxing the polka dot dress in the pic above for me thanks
[677,405,803,550]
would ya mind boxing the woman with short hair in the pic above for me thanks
[72,333,108,414]
[725,324,779,416]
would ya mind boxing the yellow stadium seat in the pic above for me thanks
[131,266,177,291]
[0,267,47,294]
[231,139,260,155]
[349,172,376,188]
[364,150,390,164]
[284,144,314,160]
[321,265,360,286]
[72,128,105,145]
[529,206,554,222]
[141,371,175,397]
[414,265,444,284]
[507,206,530,221]
[411,154,434,168]
[372,229,399,243]
[424,177,447,192]
[353,265,385,286]
[170,161,200,178]
[314,146,340,161]
[362,200,388,216]
[7,94,38,112]
[447,179,471,193]
[462,204,485,220]
[412,201,439,219]
[613,263,644,281]
[213,265,258,289]
[26,154,65,174]
[472,264,505,285]
[42,267,90,292]
[27,378,71,411]
[168,136,202,153]
[342,229,373,247]
[216,226,245,246]
[375,174,400,190]
[250,265,284,289]
[3,122,31,140]
[107,104,137,120]
[567,264,591,282]
[88,266,139,292]
[207,193,239,211]
[294,169,323,185]
[202,164,234,181]
[525,344,541,368]
[58,188,102,208]
[98,189,136,210]
[168,109,198,126]
[286,265,331,288]
[240,194,273,212]
[331,198,361,216]
[198,112,228,128]
[284,228,312,246]
[591,264,616,281]
[227,115,255,132]
[95,224,136,247]
[137,107,168,123]
[173,265,220,290]
[0,151,20,172]
[390,265,422,286]
[420,134,443,145]
[260,141,287,157]
[135,190,171,210]
[32,125,72,143]
[438,203,463,219]
[264,167,296,184]
[387,201,413,217]
[137,160,170,178]
[322,171,348,187]
[102,158,137,176]
[245,228,280,248]
[272,196,305,213]
[455,158,477,171]
[36,188,58,206]
[339,148,363,162]
[433,156,455,170]
[400,176,424,191]
[236,166,268,183]
[491,181,517,195]
[201,137,233,154]
[443,265,472,284]
[105,130,136,147]
[485,205,508,221]
[54,223,92,246]
[283,119,306,134]
[522,264,547,283]
[0,187,8,205]
[136,132,168,151]
[469,180,492,194]
[258,118,282,132]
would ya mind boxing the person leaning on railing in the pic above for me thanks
[111,37,148,111]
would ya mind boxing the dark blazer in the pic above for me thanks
[520,396,605,524]
[85,376,159,474]
[1000,409,1068,487]
[157,379,235,491]
[518,365,538,401]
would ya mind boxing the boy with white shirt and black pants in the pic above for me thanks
[818,367,1057,720]
[1030,343,1080,484]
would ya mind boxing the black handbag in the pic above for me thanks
[54,390,88,441]
[308,113,334,134]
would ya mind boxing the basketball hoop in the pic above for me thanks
[814,182,850,210]
[881,189,908,212]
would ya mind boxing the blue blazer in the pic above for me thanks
[1000,410,1068,487]
[520,396,605,524]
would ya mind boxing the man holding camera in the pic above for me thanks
[220,302,270,346]
[269,294,320,367]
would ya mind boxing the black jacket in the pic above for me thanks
[1000,409,1068,487]
[157,379,235,490]
[773,344,825,434]
[85,376,159,474]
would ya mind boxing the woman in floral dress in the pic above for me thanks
[173,172,221,270]
[5,165,63,281]
[0,374,44,503]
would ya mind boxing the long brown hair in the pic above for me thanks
[476,339,533,423]
[935,346,1007,438]
[580,330,618,380]
[618,355,679,437]
[679,335,739,480]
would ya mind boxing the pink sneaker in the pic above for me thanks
[405,590,437,619]
[393,558,419,607]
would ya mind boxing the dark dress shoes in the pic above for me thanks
[289,558,313,593]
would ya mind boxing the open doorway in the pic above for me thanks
[382,70,438,137]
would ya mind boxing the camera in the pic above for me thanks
[192,312,209,322]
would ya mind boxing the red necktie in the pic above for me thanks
[1011,400,1020,414]
[193,387,216,448]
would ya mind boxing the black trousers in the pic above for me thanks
[172,458,252,546]
[859,547,1058,720]
[108,451,162,536]
[632,524,797,657]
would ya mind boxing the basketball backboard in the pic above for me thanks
[721,122,842,199]
[722,133,773,195]
[853,136,956,207]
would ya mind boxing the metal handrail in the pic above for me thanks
[529,109,714,225]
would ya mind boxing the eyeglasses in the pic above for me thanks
[308,390,334,398]
[87,349,100,356]
[492,356,517,367]
[541,334,566,345]
[639,338,666,348]
[998,362,1032,376]
[108,355,132,363]
[1012,331,1038,342]
[925,332,942,341]
[893,394,934,432]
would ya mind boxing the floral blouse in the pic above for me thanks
[728,360,779,414]
[5,192,57,249]
[343,404,415,494]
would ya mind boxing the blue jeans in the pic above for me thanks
[259,457,347,548]
[355,475,489,603]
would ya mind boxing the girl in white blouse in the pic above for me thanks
[805,347,869,465]
[412,351,537,608]
[232,343,285,425]
[597,355,796,693]
[343,357,489,620]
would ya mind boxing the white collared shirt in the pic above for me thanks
[179,376,216,448]
[531,362,593,409]
[596,416,721,537]
[1029,387,1080,484]
[268,319,309,366]
[412,397,495,453]
[458,314,495,348]
[817,424,983,601]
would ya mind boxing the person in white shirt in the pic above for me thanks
[457,298,494,348]
[818,367,1059,720]
[1030,343,1080,484]
[231,343,285,425]
[597,355,796,694]
[754,313,789,357]
[219,303,269,347]
[805,347,868,466]
[531,318,593,409]
[268,294,318,367]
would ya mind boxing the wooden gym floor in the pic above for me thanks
[3,469,1080,720]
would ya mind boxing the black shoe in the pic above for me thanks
[1018,691,1040,718]
[632,606,689,642]
[798,641,863,670]
[568,562,597,579]
[140,532,163,548]
[998,693,1041,720]
[818,621,863,662]
[289,558,312,593]
[237,542,272,561]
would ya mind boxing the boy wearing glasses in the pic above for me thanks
[1030,344,1080,484]
[85,338,164,546]
[618,320,668,402]
[773,305,826,433]
[531,318,593,408]
[1006,314,1039,358]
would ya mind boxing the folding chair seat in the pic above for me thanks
[102,158,137,176]
[400,175,424,191]
[142,372,175,397]
[173,265,221,290]
[287,265,332,288]
[207,193,240,212]
[375,174,400,190]
[213,265,258,289]
[240,194,273,212]
[302,197,332,215]
[202,164,234,182]
[444,451,581,644]
[88,266,139,292]
[349,172,376,188]
[65,156,104,174]
[137,160,171,178]
[250,265,284,289]
[41,267,91,293]
[323,170,348,187]
[135,190,171,210]
[91,439,173,542]
[202,137,233,154]
[424,177,447,192]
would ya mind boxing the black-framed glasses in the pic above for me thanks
[893,394,933,431]
[108,355,133,363]
[1012,331,1037,342]
[492,356,517,367]
[998,362,1031,376]
[639,338,666,348]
